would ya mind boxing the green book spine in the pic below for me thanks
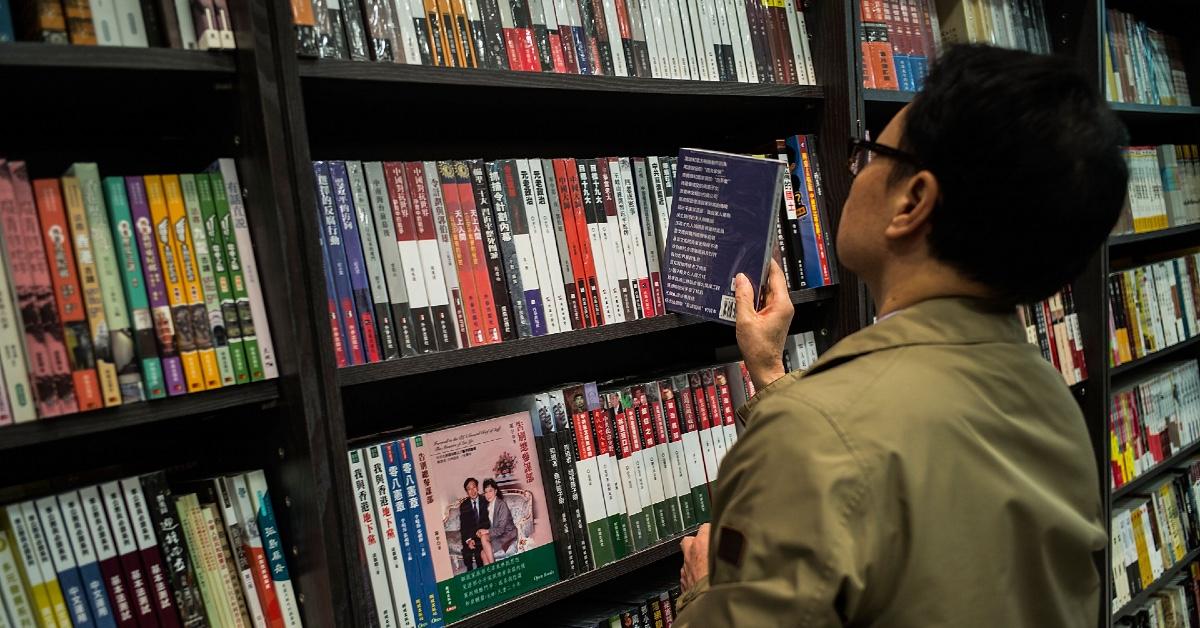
[71,163,144,403]
[208,172,263,381]
[181,175,236,387]
[196,174,249,385]
[102,177,166,400]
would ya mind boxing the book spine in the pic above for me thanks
[450,0,476,67]
[553,0,578,73]
[21,501,73,626]
[578,0,605,74]
[597,159,636,320]
[79,487,140,627]
[34,496,95,627]
[618,158,655,317]
[548,392,593,572]
[633,159,666,315]
[691,371,725,478]
[423,161,469,349]
[184,174,239,386]
[330,161,385,363]
[644,382,684,534]
[213,159,278,379]
[463,0,489,67]
[399,438,444,627]
[589,390,630,558]
[476,0,508,68]
[518,159,564,334]
[204,171,262,381]
[567,388,616,566]
[466,160,517,341]
[199,502,246,627]
[350,162,400,360]
[91,0,124,44]
[434,161,484,348]
[364,162,416,357]
[245,471,301,628]
[544,159,585,329]
[487,161,533,338]
[164,174,223,390]
[500,159,548,336]
[367,445,416,627]
[383,162,438,353]
[349,450,397,628]
[729,0,753,81]
[228,474,283,628]
[194,174,250,385]
[314,162,365,365]
[529,160,576,331]
[100,177,167,400]
[112,0,148,44]
[565,159,603,326]
[174,495,222,626]
[622,391,660,544]
[99,481,158,626]
[670,374,711,521]
[526,0,554,70]
[383,440,432,627]
[126,177,189,397]
[145,174,205,393]
[0,510,37,626]
[634,387,672,536]
[436,0,460,66]
[600,0,626,75]
[3,505,58,628]
[406,163,458,351]
[578,159,617,324]
[0,187,30,422]
[606,392,648,551]
[455,161,502,343]
[532,394,577,578]
[137,473,207,627]
[316,224,347,370]
[802,134,836,284]
[33,178,99,415]
[120,479,183,628]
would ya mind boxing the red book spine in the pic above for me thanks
[556,9,577,73]
[511,0,541,70]
[548,28,567,72]
[591,407,614,458]
[715,377,735,428]
[406,162,458,350]
[691,377,712,431]
[33,178,103,411]
[456,162,501,344]
[565,159,603,326]
[553,160,592,328]
[438,162,486,347]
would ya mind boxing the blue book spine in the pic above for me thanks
[571,26,591,75]
[76,561,115,628]
[314,161,364,365]
[383,440,430,627]
[785,136,825,288]
[0,0,13,41]
[401,438,444,628]
[893,54,914,92]
[318,207,351,367]
[57,567,93,626]
[329,160,382,363]
[35,497,95,627]
[910,55,929,90]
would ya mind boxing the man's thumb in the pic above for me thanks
[734,273,756,319]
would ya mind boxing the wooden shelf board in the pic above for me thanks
[1113,546,1200,619]
[0,42,236,73]
[339,287,836,386]
[298,59,825,99]
[863,88,916,103]
[1109,223,1200,248]
[0,381,279,452]
[1109,102,1200,117]
[1109,336,1200,379]
[449,529,693,627]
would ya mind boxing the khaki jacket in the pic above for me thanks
[674,297,1105,627]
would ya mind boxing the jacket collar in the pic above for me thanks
[805,297,1026,377]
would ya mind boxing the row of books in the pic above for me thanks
[348,358,780,625]
[0,159,276,426]
[293,0,817,84]
[544,577,681,627]
[1115,561,1200,626]
[1107,254,1200,368]
[312,145,834,366]
[858,0,941,91]
[1112,462,1200,613]
[1103,8,1193,107]
[1110,361,1200,492]
[1113,145,1200,236]
[936,0,1050,51]
[1017,286,1087,386]
[0,0,236,49]
[781,329,818,373]
[0,470,302,628]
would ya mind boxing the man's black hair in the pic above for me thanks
[482,478,499,492]
[896,44,1128,305]
[463,477,478,491]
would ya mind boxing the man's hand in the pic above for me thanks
[735,260,793,390]
[680,523,711,593]
[466,539,476,549]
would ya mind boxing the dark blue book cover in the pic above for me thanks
[0,0,13,41]
[383,440,432,627]
[400,437,445,627]
[314,161,365,365]
[330,160,382,363]
[785,136,826,289]
[662,149,784,324]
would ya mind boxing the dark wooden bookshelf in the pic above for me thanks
[1112,546,1200,620]
[1108,102,1200,118]
[298,59,825,99]
[339,287,837,386]
[449,529,693,628]
[0,41,236,72]
[1112,439,1200,501]
[1109,335,1200,379]
[1108,223,1200,249]
[0,382,280,453]
[862,88,916,103]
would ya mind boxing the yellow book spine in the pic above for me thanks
[162,175,221,390]
[1131,508,1154,586]
[146,176,205,393]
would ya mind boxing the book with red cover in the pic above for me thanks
[99,481,158,626]
[466,159,518,341]
[33,178,103,411]
[552,159,593,328]
[456,161,502,343]
[436,161,487,347]
[120,477,182,628]
[405,162,458,350]
[564,158,603,326]
[80,485,139,627]
[509,0,541,70]
[383,162,438,353]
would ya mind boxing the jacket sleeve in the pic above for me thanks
[672,394,882,627]
[493,499,518,550]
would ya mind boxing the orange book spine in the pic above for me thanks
[145,176,205,393]
[162,176,222,390]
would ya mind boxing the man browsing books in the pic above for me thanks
[674,44,1127,627]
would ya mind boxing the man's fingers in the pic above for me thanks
[734,273,756,320]
[764,259,787,307]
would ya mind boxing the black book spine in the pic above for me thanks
[441,3,462,66]
[479,0,510,68]
[341,0,369,59]
[424,2,446,65]
[556,411,595,572]
[137,0,164,45]
[528,0,556,71]
[576,0,601,74]
[468,160,518,341]
[324,1,351,59]
[589,0,615,75]
[137,472,208,627]
[467,2,490,67]
[487,161,534,338]
[537,425,578,578]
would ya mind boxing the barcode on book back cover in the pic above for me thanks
[718,295,736,322]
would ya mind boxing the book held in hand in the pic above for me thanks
[661,148,785,324]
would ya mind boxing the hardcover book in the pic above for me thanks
[661,148,784,324]
[412,412,560,622]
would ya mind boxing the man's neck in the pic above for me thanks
[869,261,992,319]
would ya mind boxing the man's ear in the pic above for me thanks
[884,170,939,240]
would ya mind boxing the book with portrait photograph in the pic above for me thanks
[413,411,560,622]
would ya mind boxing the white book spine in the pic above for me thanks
[696,407,720,482]
[4,504,56,628]
[173,0,198,48]
[634,160,664,310]
[783,0,805,84]
[607,160,642,319]
[618,158,653,316]
[529,162,572,333]
[615,444,643,542]
[422,162,465,348]
[698,0,720,80]
[645,0,670,78]
[796,9,814,85]
[597,163,632,321]
[206,478,268,628]
[89,0,123,44]
[653,0,679,78]
[716,0,742,81]
[245,470,302,628]
[601,0,628,76]
[731,0,755,82]
[517,159,563,334]
[571,420,611,563]
[217,159,278,379]
[113,0,149,45]
[229,474,279,628]
[638,417,667,525]
[367,445,416,628]
[513,163,548,333]
[0,510,35,627]
[364,163,412,328]
[347,162,394,336]
[0,252,33,423]
[676,0,700,79]
[392,0,422,64]
[585,216,617,325]
[34,497,90,626]
[23,500,71,627]
[596,442,627,529]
